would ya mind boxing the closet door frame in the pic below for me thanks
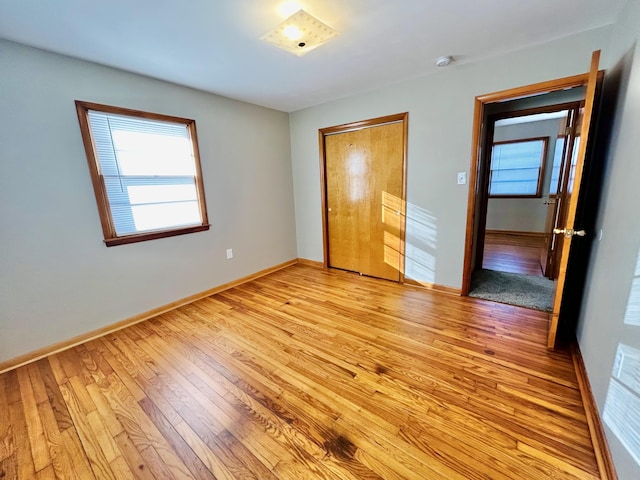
[318,112,409,281]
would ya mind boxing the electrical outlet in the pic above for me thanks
[457,172,467,185]
[226,248,233,259]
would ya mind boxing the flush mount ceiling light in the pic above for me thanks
[261,9,338,57]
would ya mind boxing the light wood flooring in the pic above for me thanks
[0,264,600,479]
[483,232,546,276]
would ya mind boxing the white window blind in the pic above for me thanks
[88,111,202,236]
[489,139,546,196]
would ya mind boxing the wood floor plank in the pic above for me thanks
[58,380,117,480]
[0,374,14,464]
[7,371,37,479]
[171,422,240,480]
[138,396,217,480]
[16,367,51,472]
[58,427,95,479]
[94,371,196,480]
[34,463,56,480]
[483,232,545,276]
[112,432,157,480]
[36,396,80,480]
[35,359,74,433]
[84,382,125,439]
[0,454,17,480]
[0,264,602,479]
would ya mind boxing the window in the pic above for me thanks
[489,137,548,198]
[75,101,209,246]
[549,136,581,195]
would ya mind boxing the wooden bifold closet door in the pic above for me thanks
[324,119,405,282]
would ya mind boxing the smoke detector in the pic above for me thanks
[435,56,454,67]
[261,9,339,57]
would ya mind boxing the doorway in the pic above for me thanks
[462,51,602,348]
[319,113,408,282]
[469,101,583,312]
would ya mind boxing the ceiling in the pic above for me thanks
[0,0,626,112]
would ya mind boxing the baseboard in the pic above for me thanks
[403,277,462,296]
[485,229,546,238]
[295,260,461,296]
[0,259,298,375]
[571,342,618,480]
[297,258,325,268]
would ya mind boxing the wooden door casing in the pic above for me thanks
[321,115,407,282]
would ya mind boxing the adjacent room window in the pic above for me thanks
[489,137,548,198]
[75,101,209,246]
[549,136,581,195]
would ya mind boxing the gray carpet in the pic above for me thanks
[469,269,554,312]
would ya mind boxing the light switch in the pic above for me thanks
[226,248,233,259]
[457,172,467,185]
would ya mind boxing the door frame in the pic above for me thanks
[461,74,594,296]
[318,112,409,281]
[474,101,583,275]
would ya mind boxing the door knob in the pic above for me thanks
[553,228,586,238]
[543,200,556,205]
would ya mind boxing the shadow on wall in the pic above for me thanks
[603,246,640,467]
[404,202,438,284]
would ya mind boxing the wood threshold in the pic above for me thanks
[0,259,298,375]
[571,342,618,480]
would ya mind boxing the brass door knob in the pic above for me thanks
[553,228,586,238]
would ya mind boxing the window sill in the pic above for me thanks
[104,224,210,247]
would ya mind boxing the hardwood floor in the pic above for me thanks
[0,264,600,479]
[483,232,546,276]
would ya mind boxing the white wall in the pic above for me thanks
[487,119,564,232]
[577,0,640,477]
[0,40,297,364]
[290,27,611,289]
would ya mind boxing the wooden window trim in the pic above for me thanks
[75,101,210,246]
[489,136,549,199]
